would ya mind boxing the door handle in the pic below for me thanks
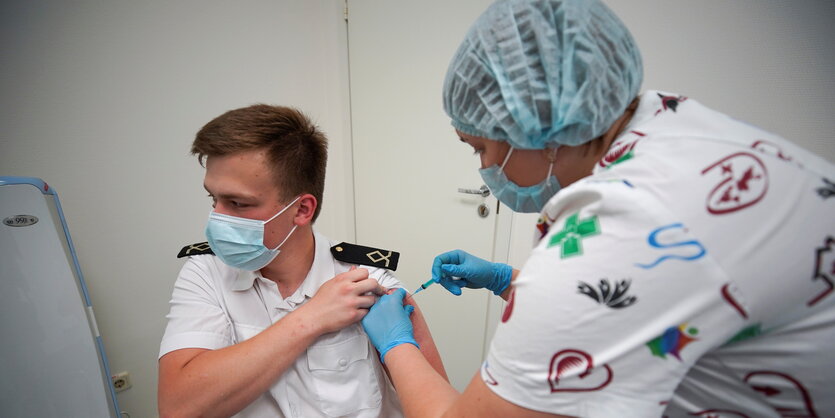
[457,185,490,197]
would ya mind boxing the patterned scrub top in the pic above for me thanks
[483,91,835,417]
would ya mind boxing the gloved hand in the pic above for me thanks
[361,288,419,363]
[431,249,512,296]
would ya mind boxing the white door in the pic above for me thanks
[348,0,504,390]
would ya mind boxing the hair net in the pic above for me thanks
[443,0,643,149]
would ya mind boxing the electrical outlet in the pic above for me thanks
[111,371,132,393]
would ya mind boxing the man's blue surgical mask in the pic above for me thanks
[205,196,301,271]
[479,147,561,213]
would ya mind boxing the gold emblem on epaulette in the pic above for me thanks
[366,250,393,268]
[177,242,215,258]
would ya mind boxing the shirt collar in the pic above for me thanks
[229,230,336,300]
[291,230,335,302]
[232,269,259,291]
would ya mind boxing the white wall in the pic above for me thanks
[0,1,351,417]
[607,0,835,162]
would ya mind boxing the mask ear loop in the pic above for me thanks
[499,146,514,169]
[544,147,558,186]
[270,224,298,251]
[263,195,302,224]
[264,195,302,251]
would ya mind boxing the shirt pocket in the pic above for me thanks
[307,330,382,417]
[233,322,265,343]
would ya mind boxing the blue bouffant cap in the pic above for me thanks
[443,0,643,149]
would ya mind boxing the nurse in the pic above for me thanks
[361,0,835,416]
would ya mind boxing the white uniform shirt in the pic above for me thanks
[160,231,404,418]
[483,91,835,417]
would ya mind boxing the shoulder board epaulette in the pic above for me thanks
[177,242,214,258]
[331,242,400,271]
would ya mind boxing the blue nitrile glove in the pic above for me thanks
[431,249,512,296]
[361,288,419,363]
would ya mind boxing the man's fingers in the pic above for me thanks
[356,295,377,309]
[354,277,384,295]
[342,267,369,282]
[355,307,370,321]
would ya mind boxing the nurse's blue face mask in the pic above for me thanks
[479,147,561,213]
[205,196,301,271]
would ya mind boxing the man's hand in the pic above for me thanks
[300,267,385,335]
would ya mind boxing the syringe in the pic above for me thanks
[410,278,436,297]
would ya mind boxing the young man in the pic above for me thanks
[158,105,445,417]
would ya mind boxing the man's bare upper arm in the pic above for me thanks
[159,348,209,381]
[405,297,449,381]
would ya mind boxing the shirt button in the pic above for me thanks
[338,358,348,367]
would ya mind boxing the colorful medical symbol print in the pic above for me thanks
[501,288,516,323]
[548,349,613,393]
[817,177,835,199]
[724,324,762,346]
[599,131,644,168]
[482,362,499,386]
[751,139,797,165]
[744,371,820,417]
[654,93,687,115]
[701,152,768,215]
[721,283,749,319]
[547,212,600,258]
[634,223,706,269]
[577,279,636,309]
[808,236,834,307]
[687,410,751,418]
[647,324,699,361]
[536,215,552,242]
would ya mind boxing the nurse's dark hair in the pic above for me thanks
[192,104,327,222]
